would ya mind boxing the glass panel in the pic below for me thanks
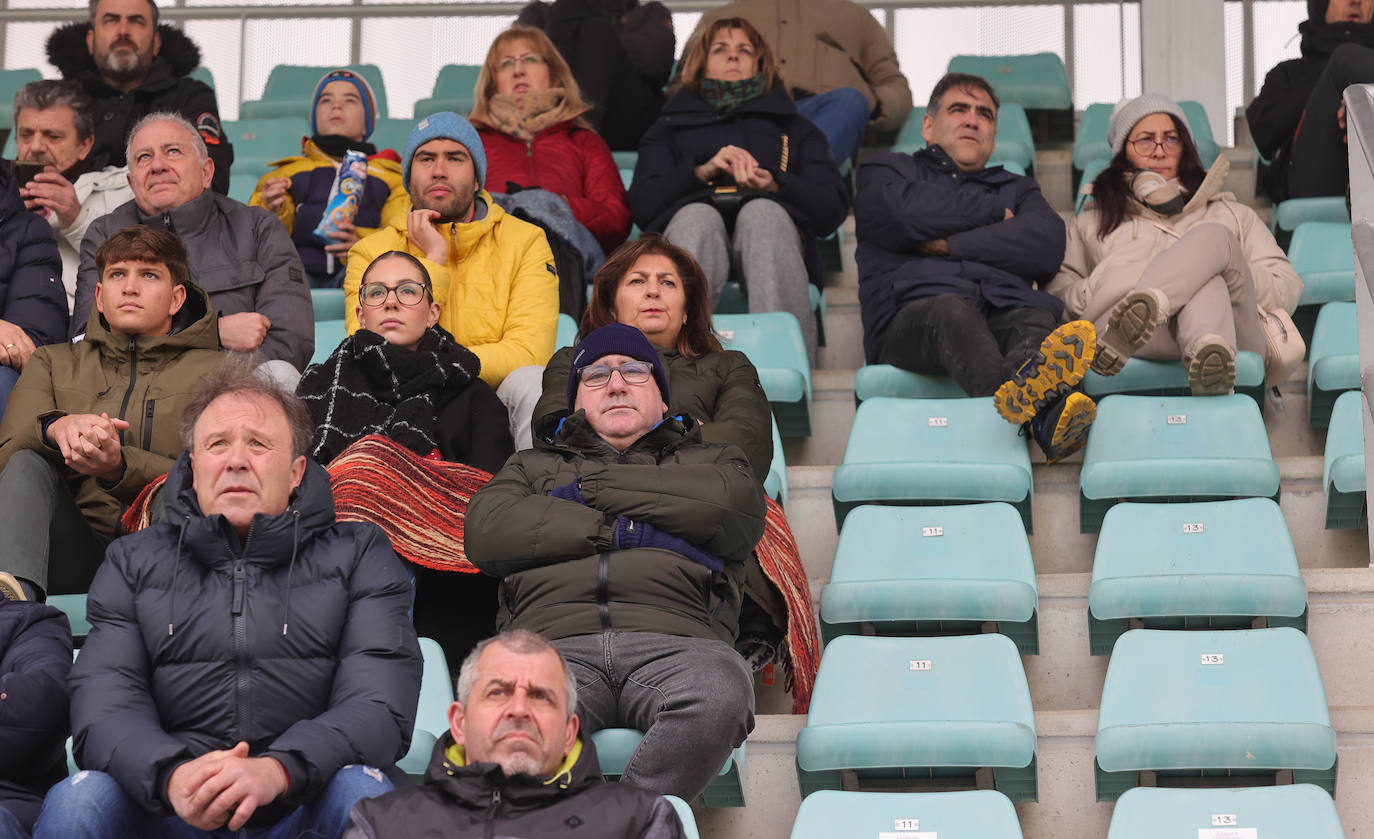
[183,20,242,120]
[1073,2,1143,108]
[360,16,510,119]
[1224,0,1243,145]
[238,17,352,106]
[1252,0,1307,100]
[5,21,61,72]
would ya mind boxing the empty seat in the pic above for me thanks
[713,312,811,436]
[0,68,41,129]
[797,634,1037,801]
[311,288,346,322]
[371,116,414,154]
[556,312,578,349]
[221,118,308,181]
[664,795,700,839]
[1324,390,1367,529]
[1075,157,1109,213]
[1082,351,1265,407]
[397,637,454,780]
[241,64,389,120]
[592,728,745,807]
[832,397,1033,530]
[946,53,1071,110]
[764,414,788,506]
[789,789,1024,839]
[1290,221,1354,308]
[1105,784,1344,839]
[1096,627,1336,801]
[1307,301,1358,427]
[1078,394,1279,533]
[1271,196,1349,248]
[853,363,966,402]
[1089,498,1307,655]
[891,103,1035,173]
[414,64,481,119]
[312,320,346,365]
[228,172,258,205]
[48,593,90,644]
[821,503,1038,652]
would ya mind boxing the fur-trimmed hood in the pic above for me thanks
[46,20,202,81]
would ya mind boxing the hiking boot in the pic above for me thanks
[1186,334,1236,395]
[1029,390,1097,463]
[0,572,31,602]
[994,320,1096,425]
[1093,288,1168,376]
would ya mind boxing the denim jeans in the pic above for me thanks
[33,765,393,839]
[795,86,872,167]
[0,365,19,421]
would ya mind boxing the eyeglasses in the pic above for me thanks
[578,361,654,388]
[496,54,546,72]
[360,281,429,307]
[1130,135,1183,156]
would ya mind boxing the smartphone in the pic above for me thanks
[11,161,43,185]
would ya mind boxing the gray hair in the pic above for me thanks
[126,111,207,166]
[456,630,579,719]
[179,355,314,459]
[88,0,159,27]
[14,80,95,142]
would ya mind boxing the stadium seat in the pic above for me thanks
[1082,350,1265,407]
[592,728,745,807]
[821,503,1038,651]
[556,312,577,349]
[765,414,788,506]
[713,312,811,436]
[832,397,1033,530]
[312,320,346,365]
[1075,157,1108,213]
[228,172,258,205]
[1088,498,1307,655]
[1271,196,1349,249]
[946,53,1072,110]
[1095,627,1337,801]
[665,795,699,839]
[1105,784,1345,839]
[853,364,965,402]
[371,116,414,155]
[1073,100,1220,178]
[1308,301,1359,428]
[311,288,346,322]
[1324,390,1367,530]
[789,789,1024,839]
[1290,221,1355,308]
[48,593,90,645]
[891,103,1036,173]
[188,65,215,91]
[221,118,308,181]
[1078,394,1280,533]
[1177,100,1222,167]
[397,637,454,781]
[240,64,389,121]
[0,68,41,129]
[797,633,1037,801]
[413,64,481,119]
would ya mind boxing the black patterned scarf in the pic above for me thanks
[699,70,768,113]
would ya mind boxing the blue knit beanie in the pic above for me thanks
[566,323,671,411]
[401,111,487,189]
[310,69,377,140]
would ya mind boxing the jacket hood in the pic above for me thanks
[545,409,700,456]
[82,279,217,350]
[47,20,202,81]
[422,730,606,807]
[1298,1,1374,58]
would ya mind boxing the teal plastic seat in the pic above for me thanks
[592,728,745,807]
[764,414,787,506]
[371,116,414,155]
[832,397,1033,530]
[1078,394,1280,533]
[0,68,41,129]
[1106,784,1345,839]
[947,53,1071,110]
[414,64,481,119]
[1271,196,1349,248]
[790,789,1024,839]
[310,288,346,322]
[221,118,308,181]
[397,637,454,781]
[664,795,699,839]
[891,103,1035,173]
[228,172,258,205]
[1290,221,1354,307]
[555,312,578,349]
[188,65,215,91]
[853,363,966,402]
[797,634,1037,801]
[1082,350,1265,407]
[713,312,811,437]
[311,320,346,365]
[821,503,1038,653]
[1308,301,1359,427]
[48,593,90,644]
[1095,627,1337,801]
[1324,390,1367,529]
[241,64,389,121]
[1075,157,1108,213]
[1088,498,1307,655]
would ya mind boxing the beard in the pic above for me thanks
[412,178,478,223]
[496,752,545,778]
[98,41,153,84]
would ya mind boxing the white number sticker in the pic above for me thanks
[878,833,936,839]
[893,820,920,830]
[1167,414,1188,425]
[921,526,944,538]
[909,659,933,671]
[1211,815,1239,826]
[1182,522,1206,534]
[1200,653,1225,665]
[928,417,948,427]
[1198,828,1256,839]
[717,329,735,342]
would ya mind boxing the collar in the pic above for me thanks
[443,739,584,788]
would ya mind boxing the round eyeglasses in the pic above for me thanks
[360,281,429,308]
[1130,136,1183,156]
[578,361,654,388]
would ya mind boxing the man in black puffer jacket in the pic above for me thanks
[33,360,421,839]
[0,601,72,838]
[345,630,686,839]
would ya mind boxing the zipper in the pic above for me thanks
[525,139,533,181]
[231,558,250,739]
[142,399,156,450]
[162,211,173,232]
[596,551,612,631]
[115,336,138,441]
[485,788,501,839]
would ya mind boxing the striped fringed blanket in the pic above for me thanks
[118,434,819,711]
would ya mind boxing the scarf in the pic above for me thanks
[699,70,768,113]
[312,134,377,159]
[484,88,580,141]
[298,326,480,464]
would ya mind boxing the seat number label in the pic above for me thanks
[928,417,948,427]
[922,526,943,537]
[1182,522,1205,534]
[1211,815,1239,826]
[1200,653,1225,665]
[909,660,933,671]
[1198,829,1256,839]
[893,820,919,830]
[1167,414,1188,424]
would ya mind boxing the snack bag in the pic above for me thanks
[313,149,368,244]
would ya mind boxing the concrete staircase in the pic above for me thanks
[693,146,1374,839]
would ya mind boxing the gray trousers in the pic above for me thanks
[0,450,109,594]
[664,200,818,365]
[554,631,755,801]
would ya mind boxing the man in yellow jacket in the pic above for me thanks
[345,112,558,448]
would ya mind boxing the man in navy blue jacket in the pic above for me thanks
[855,72,1096,461]
[0,601,71,838]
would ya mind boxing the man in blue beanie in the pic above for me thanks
[466,322,766,802]
[344,111,558,449]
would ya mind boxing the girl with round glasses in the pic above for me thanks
[1050,93,1301,395]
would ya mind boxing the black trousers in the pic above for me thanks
[1288,41,1374,199]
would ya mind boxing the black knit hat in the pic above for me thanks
[567,323,671,411]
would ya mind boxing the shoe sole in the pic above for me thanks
[0,572,27,602]
[1188,342,1236,395]
[1043,392,1097,463]
[1093,291,1162,376]
[994,320,1096,425]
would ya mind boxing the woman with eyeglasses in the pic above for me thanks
[1050,94,1301,395]
[297,250,514,472]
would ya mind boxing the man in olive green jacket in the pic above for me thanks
[466,323,766,803]
[0,225,224,601]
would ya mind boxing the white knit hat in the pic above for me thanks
[1107,93,1192,155]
